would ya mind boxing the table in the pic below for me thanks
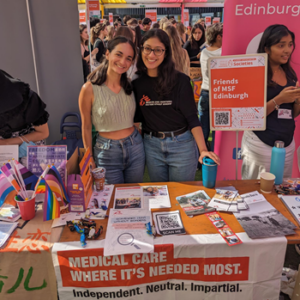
[54,180,295,300]
[60,180,300,244]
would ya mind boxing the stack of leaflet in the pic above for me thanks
[0,204,21,222]
[234,191,296,239]
[278,194,300,226]
[207,187,248,212]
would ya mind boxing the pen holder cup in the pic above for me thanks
[14,190,36,221]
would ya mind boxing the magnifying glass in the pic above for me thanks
[117,233,140,249]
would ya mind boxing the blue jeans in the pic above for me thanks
[144,130,198,182]
[198,89,215,151]
[94,128,145,184]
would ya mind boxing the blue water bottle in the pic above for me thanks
[270,141,286,185]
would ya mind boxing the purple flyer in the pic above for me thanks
[27,145,67,184]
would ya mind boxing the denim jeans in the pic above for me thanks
[94,128,145,184]
[144,130,198,182]
[198,89,215,151]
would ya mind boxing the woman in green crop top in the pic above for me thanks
[79,36,145,184]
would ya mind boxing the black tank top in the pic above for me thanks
[82,44,89,58]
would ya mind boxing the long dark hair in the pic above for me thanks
[257,24,297,86]
[136,29,178,98]
[189,23,205,49]
[79,24,88,46]
[134,25,142,49]
[88,36,136,95]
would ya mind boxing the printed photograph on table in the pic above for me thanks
[207,213,222,222]
[143,185,171,209]
[208,53,267,131]
[214,189,237,202]
[218,226,234,237]
[176,190,214,216]
[206,211,242,246]
[213,220,226,228]
[114,197,142,209]
[234,192,296,239]
[113,187,143,210]
[142,186,168,196]
[27,145,67,184]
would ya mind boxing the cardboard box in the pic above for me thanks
[66,148,93,212]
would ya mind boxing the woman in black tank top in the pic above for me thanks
[241,24,300,180]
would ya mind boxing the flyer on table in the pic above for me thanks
[104,209,154,256]
[27,145,67,184]
[142,185,171,209]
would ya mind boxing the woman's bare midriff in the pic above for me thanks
[98,126,135,140]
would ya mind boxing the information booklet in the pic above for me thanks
[234,191,296,239]
[153,210,185,236]
[113,186,170,210]
[0,221,18,248]
[279,195,300,226]
[176,190,214,216]
[0,204,21,222]
[104,209,154,256]
[27,145,67,184]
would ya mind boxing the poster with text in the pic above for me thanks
[183,9,189,27]
[209,54,267,131]
[27,145,67,185]
[145,10,157,23]
[79,10,86,25]
[205,16,211,26]
[52,234,287,300]
[109,13,113,25]
[215,0,300,180]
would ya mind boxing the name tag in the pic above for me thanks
[278,109,292,119]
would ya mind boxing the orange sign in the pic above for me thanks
[145,9,157,23]
[88,0,99,11]
[213,17,220,24]
[109,13,113,24]
[205,16,211,26]
[183,9,189,27]
[79,10,86,24]
[209,54,267,131]
[57,244,249,288]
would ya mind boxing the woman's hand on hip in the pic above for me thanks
[199,151,220,165]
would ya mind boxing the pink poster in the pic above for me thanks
[216,0,300,180]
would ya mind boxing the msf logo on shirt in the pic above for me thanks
[140,95,151,106]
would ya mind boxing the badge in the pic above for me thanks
[278,109,292,119]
